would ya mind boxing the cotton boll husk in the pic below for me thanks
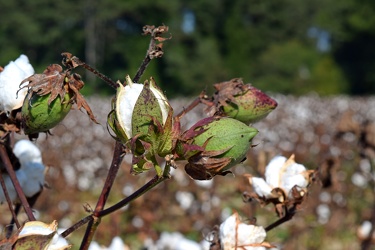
[0,54,34,113]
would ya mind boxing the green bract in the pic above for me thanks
[22,91,72,134]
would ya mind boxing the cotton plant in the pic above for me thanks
[244,155,316,217]
[0,24,321,250]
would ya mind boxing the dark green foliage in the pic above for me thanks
[0,0,374,96]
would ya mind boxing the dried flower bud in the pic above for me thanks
[181,117,258,180]
[207,78,277,123]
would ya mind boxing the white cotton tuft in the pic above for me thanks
[0,54,34,113]
[13,139,42,164]
[220,213,267,250]
[108,236,127,250]
[265,156,286,188]
[250,177,273,198]
[0,140,45,203]
[13,140,45,198]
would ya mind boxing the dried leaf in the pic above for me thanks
[68,83,98,124]
[19,64,67,105]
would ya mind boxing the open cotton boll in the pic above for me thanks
[13,140,45,198]
[108,236,129,250]
[13,140,43,164]
[264,156,287,188]
[117,82,144,139]
[0,54,34,113]
[17,221,71,250]
[220,212,268,250]
[250,177,273,199]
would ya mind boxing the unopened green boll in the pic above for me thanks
[21,92,72,134]
[192,117,258,170]
[222,86,277,123]
[182,116,258,180]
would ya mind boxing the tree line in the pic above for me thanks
[1,0,375,96]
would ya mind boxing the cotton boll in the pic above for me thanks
[265,156,286,188]
[220,213,267,250]
[88,241,102,250]
[283,162,306,176]
[13,140,43,164]
[13,140,45,198]
[250,177,273,198]
[0,54,34,113]
[48,233,71,250]
[108,236,128,250]
[156,232,201,250]
[281,174,309,196]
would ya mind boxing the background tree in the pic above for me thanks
[1,0,374,96]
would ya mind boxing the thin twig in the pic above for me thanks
[0,145,35,221]
[98,160,171,217]
[132,41,154,83]
[98,174,167,217]
[61,215,92,238]
[62,52,118,89]
[76,59,119,89]
[175,96,202,119]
